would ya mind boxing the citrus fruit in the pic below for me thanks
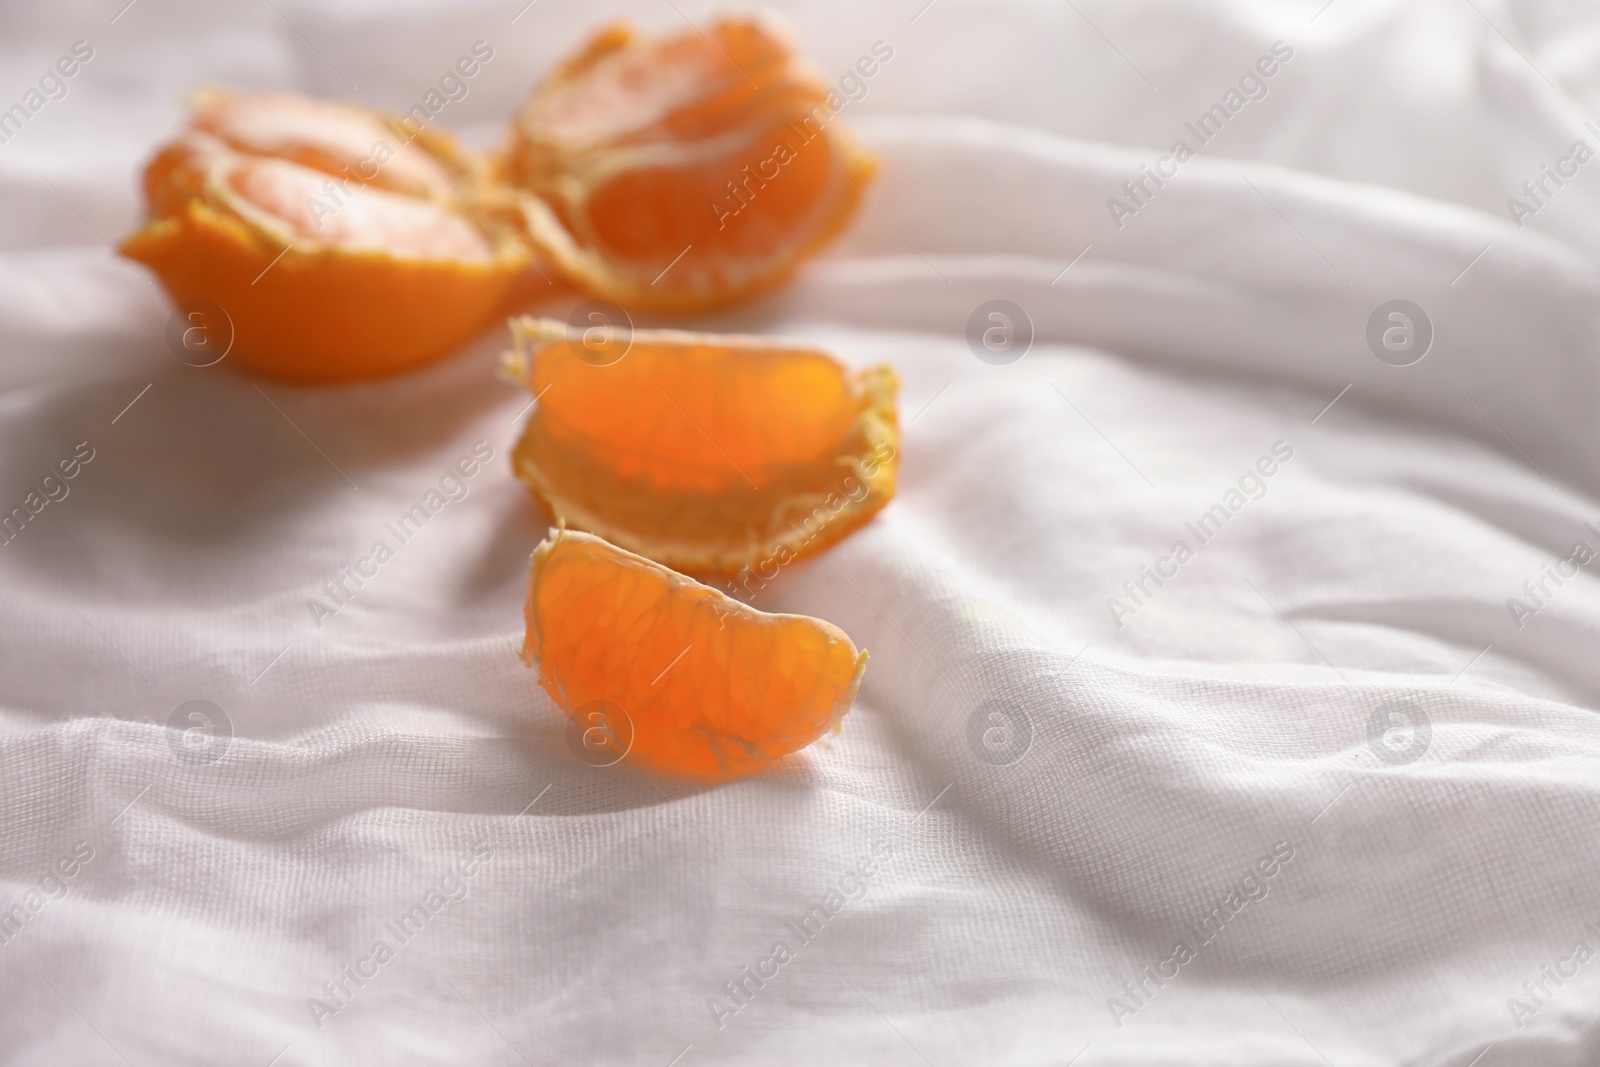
[524,527,866,778]
[498,17,876,313]
[504,316,899,581]
[121,88,529,383]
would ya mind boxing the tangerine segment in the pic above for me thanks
[505,317,899,579]
[500,17,876,313]
[184,88,472,202]
[525,528,866,778]
[120,89,526,383]
[219,156,493,261]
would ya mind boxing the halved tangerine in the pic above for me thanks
[504,317,899,581]
[525,527,866,778]
[121,88,529,383]
[499,17,876,313]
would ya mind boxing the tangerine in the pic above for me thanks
[121,88,528,382]
[525,527,866,778]
[504,316,899,580]
[499,17,875,313]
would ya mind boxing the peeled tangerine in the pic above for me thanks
[525,528,866,778]
[499,17,876,313]
[504,317,899,583]
[121,88,526,382]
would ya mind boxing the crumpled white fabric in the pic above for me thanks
[3,0,1600,1063]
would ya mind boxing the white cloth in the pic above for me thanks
[4,0,1600,1063]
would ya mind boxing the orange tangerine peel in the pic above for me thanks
[524,527,866,779]
[504,316,899,581]
[499,17,876,314]
[121,88,529,383]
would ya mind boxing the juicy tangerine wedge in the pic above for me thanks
[499,17,875,313]
[525,528,866,778]
[504,317,899,580]
[120,88,527,383]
